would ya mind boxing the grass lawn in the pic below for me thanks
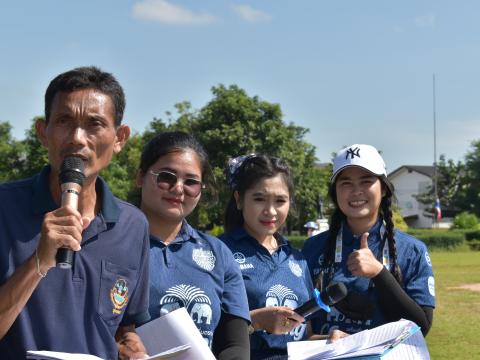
[288,237,480,358]
[427,246,480,359]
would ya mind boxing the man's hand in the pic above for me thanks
[116,325,149,360]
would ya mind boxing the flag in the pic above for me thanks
[434,198,442,221]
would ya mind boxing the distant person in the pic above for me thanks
[302,144,435,336]
[136,132,250,359]
[304,221,321,237]
[0,66,150,359]
[220,154,315,360]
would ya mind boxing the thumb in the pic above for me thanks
[360,232,369,249]
[81,217,92,230]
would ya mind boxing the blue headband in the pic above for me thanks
[226,154,257,190]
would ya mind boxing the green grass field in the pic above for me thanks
[428,246,480,359]
[288,237,480,358]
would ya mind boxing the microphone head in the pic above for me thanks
[322,282,348,306]
[59,156,85,186]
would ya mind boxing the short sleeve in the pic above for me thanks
[403,242,436,308]
[220,246,251,322]
[120,219,151,326]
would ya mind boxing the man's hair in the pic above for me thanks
[44,66,126,126]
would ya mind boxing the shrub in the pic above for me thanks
[406,229,465,249]
[452,212,479,229]
[467,240,480,251]
[465,229,480,242]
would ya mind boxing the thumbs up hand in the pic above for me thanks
[347,232,384,278]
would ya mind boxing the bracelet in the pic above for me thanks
[35,249,48,278]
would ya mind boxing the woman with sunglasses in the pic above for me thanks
[302,144,435,337]
[220,154,316,360]
[136,132,250,359]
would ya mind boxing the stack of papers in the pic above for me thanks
[287,319,430,360]
[27,344,190,360]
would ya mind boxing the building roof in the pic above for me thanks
[388,165,435,179]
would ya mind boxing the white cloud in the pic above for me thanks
[415,14,435,28]
[133,0,216,25]
[232,4,272,23]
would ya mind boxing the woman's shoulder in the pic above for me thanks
[302,230,330,251]
[394,229,429,250]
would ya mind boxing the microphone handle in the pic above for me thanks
[56,183,82,269]
[294,288,331,318]
[56,248,75,269]
[294,299,320,318]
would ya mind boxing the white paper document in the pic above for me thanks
[26,344,190,360]
[136,307,216,360]
[287,319,430,360]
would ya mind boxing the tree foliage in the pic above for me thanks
[415,154,464,216]
[455,140,480,216]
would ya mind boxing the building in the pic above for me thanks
[388,165,441,228]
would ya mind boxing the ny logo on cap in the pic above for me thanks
[345,147,360,160]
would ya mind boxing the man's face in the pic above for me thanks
[37,89,129,180]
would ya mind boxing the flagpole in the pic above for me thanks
[433,74,438,225]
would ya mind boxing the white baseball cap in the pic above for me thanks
[331,144,387,183]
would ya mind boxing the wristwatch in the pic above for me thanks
[248,323,255,335]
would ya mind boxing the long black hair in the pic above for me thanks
[224,154,294,233]
[326,175,403,284]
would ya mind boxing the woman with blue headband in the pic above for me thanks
[220,154,319,360]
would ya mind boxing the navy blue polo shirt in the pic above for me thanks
[147,221,250,348]
[220,228,314,358]
[302,220,435,335]
[0,166,150,360]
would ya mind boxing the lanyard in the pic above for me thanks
[335,223,391,270]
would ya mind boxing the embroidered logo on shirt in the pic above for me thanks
[233,252,254,270]
[192,248,216,271]
[289,260,303,277]
[233,252,246,264]
[159,284,213,344]
[265,284,299,308]
[110,278,129,314]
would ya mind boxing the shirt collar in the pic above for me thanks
[228,226,292,252]
[341,218,383,245]
[31,165,120,223]
[150,220,202,246]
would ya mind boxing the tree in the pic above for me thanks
[18,117,49,179]
[144,84,329,231]
[0,121,25,182]
[455,140,480,216]
[415,154,464,217]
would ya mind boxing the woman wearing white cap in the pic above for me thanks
[302,144,435,336]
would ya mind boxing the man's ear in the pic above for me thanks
[234,191,242,210]
[113,125,130,154]
[35,117,48,148]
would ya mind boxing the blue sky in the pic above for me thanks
[1,0,479,172]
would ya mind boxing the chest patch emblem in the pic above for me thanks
[192,248,216,271]
[289,260,303,277]
[233,252,246,264]
[110,278,129,314]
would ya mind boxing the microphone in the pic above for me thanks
[294,282,348,318]
[56,156,85,269]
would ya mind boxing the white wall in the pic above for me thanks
[390,168,433,228]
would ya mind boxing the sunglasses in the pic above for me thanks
[149,170,204,197]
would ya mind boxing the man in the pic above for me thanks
[0,66,149,359]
